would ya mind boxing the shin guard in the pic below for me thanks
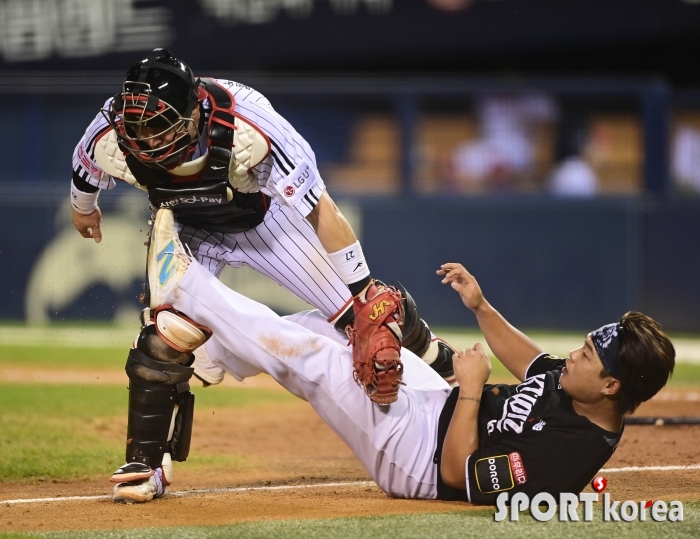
[123,307,212,468]
[125,348,194,469]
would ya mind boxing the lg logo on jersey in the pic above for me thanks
[494,477,684,522]
[293,165,311,189]
[276,159,316,204]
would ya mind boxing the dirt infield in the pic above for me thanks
[1,388,700,533]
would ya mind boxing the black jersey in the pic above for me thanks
[434,354,622,505]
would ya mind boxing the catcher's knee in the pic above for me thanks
[142,305,213,356]
[397,285,431,357]
[125,307,212,468]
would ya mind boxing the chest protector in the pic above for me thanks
[112,78,272,234]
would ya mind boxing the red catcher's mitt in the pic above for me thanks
[347,280,404,405]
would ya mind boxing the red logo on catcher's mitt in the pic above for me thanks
[284,185,295,197]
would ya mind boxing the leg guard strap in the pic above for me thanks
[126,348,194,386]
[426,340,456,380]
[394,285,458,385]
[169,392,194,461]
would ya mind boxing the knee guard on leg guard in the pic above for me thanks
[421,339,457,385]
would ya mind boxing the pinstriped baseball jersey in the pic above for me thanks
[72,79,351,316]
[73,79,324,219]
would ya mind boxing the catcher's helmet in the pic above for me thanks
[104,49,202,170]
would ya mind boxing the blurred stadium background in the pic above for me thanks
[2,0,700,334]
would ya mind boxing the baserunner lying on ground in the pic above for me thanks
[113,208,675,505]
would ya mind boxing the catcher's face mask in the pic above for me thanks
[104,80,201,170]
[103,49,202,171]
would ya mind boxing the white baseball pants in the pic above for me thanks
[169,261,452,499]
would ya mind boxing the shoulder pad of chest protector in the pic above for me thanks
[201,78,271,193]
[94,129,147,191]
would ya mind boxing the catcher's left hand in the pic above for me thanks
[348,280,404,405]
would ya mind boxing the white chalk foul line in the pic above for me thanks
[4,466,700,506]
[602,463,700,473]
[1,481,376,505]
[3,494,111,505]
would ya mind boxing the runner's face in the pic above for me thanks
[560,335,614,403]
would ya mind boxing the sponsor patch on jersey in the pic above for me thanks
[77,145,104,177]
[474,455,515,494]
[508,452,528,486]
[274,159,317,207]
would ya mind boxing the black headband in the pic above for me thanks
[591,322,623,378]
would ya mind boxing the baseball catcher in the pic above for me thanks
[70,49,459,501]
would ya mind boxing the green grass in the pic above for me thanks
[670,363,700,386]
[0,384,295,482]
[0,346,125,370]
[4,502,700,539]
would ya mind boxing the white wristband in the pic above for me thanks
[327,241,371,286]
[70,180,100,215]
